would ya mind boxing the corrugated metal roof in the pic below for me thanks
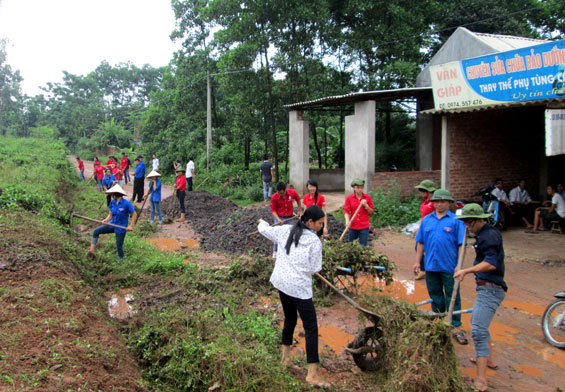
[419,97,565,115]
[474,31,547,52]
[284,87,433,110]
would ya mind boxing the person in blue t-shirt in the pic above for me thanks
[102,169,117,207]
[88,184,137,260]
[132,156,146,203]
[454,203,507,392]
[146,170,162,226]
[414,189,468,345]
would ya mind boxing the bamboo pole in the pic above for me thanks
[447,227,468,324]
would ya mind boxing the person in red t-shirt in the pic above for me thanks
[77,156,85,181]
[344,179,374,246]
[302,179,328,236]
[106,157,117,170]
[270,182,302,256]
[174,167,187,222]
[113,165,123,186]
[94,163,106,192]
[413,179,438,280]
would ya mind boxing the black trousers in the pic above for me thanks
[177,190,186,213]
[187,177,193,191]
[279,290,319,363]
[133,178,144,202]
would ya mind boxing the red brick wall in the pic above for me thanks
[371,170,441,198]
[447,106,544,200]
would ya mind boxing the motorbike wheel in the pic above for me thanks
[346,326,385,371]
[542,299,565,349]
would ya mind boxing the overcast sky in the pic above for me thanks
[0,0,180,96]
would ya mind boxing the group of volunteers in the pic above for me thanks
[84,153,196,262]
[412,179,507,392]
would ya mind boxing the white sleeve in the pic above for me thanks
[257,221,284,244]
[509,188,517,203]
[305,238,323,275]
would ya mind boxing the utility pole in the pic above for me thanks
[206,70,212,170]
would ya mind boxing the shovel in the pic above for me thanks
[247,215,298,236]
[132,190,151,226]
[72,213,128,231]
[339,203,363,241]
[447,227,468,324]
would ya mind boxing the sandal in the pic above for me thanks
[469,357,498,370]
[452,331,468,345]
[525,229,538,234]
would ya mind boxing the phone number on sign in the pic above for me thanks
[439,99,483,109]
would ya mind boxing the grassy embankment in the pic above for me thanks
[0,136,303,391]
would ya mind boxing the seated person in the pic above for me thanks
[509,179,537,228]
[529,184,565,233]
[491,178,514,229]
[557,183,565,200]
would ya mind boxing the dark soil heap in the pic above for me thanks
[161,191,348,255]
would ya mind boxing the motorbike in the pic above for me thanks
[542,290,565,349]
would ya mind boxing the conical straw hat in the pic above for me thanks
[147,170,161,178]
[105,184,128,196]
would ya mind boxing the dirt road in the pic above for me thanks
[70,156,564,391]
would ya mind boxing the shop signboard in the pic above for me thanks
[430,39,565,110]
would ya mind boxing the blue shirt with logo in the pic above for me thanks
[102,175,116,190]
[415,211,465,273]
[134,161,146,178]
[149,179,162,202]
[109,198,135,234]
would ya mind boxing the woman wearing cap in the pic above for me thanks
[88,184,137,260]
[147,170,163,226]
[414,179,438,280]
[257,206,331,389]
[174,167,187,222]
[344,179,374,246]
[302,179,328,236]
[454,203,507,392]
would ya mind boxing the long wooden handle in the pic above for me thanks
[247,215,298,236]
[132,190,151,226]
[339,203,364,241]
[195,176,210,190]
[447,227,467,324]
[72,213,128,231]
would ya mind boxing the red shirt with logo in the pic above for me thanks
[176,175,187,192]
[344,193,374,230]
[271,188,300,217]
[107,159,116,170]
[121,157,129,169]
[113,167,123,180]
[303,193,326,208]
[94,165,106,180]
[420,199,435,219]
[78,160,84,170]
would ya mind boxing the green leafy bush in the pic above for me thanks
[369,184,420,228]
[0,185,45,211]
[77,149,95,161]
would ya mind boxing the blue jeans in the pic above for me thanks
[150,201,162,224]
[348,228,369,246]
[263,181,272,201]
[91,225,126,259]
[96,179,103,192]
[80,169,85,181]
[471,285,505,358]
[273,216,294,252]
[124,169,131,184]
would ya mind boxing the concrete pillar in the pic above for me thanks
[289,110,309,195]
[416,113,434,171]
[440,115,450,189]
[345,101,376,194]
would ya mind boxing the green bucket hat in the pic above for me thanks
[430,188,454,202]
[351,178,365,187]
[415,179,438,193]
[454,203,492,220]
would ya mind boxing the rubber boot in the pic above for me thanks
[177,213,185,223]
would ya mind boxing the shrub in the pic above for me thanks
[369,183,420,228]
[77,149,95,161]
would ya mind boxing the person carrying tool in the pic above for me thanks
[146,170,163,226]
[343,179,374,246]
[132,156,146,203]
[102,168,117,207]
[454,203,507,392]
[414,179,438,280]
[174,167,187,222]
[271,182,302,258]
[302,179,328,237]
[413,189,468,345]
[88,184,136,260]
[257,205,331,389]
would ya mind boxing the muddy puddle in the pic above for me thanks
[107,289,136,319]
[145,237,200,252]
